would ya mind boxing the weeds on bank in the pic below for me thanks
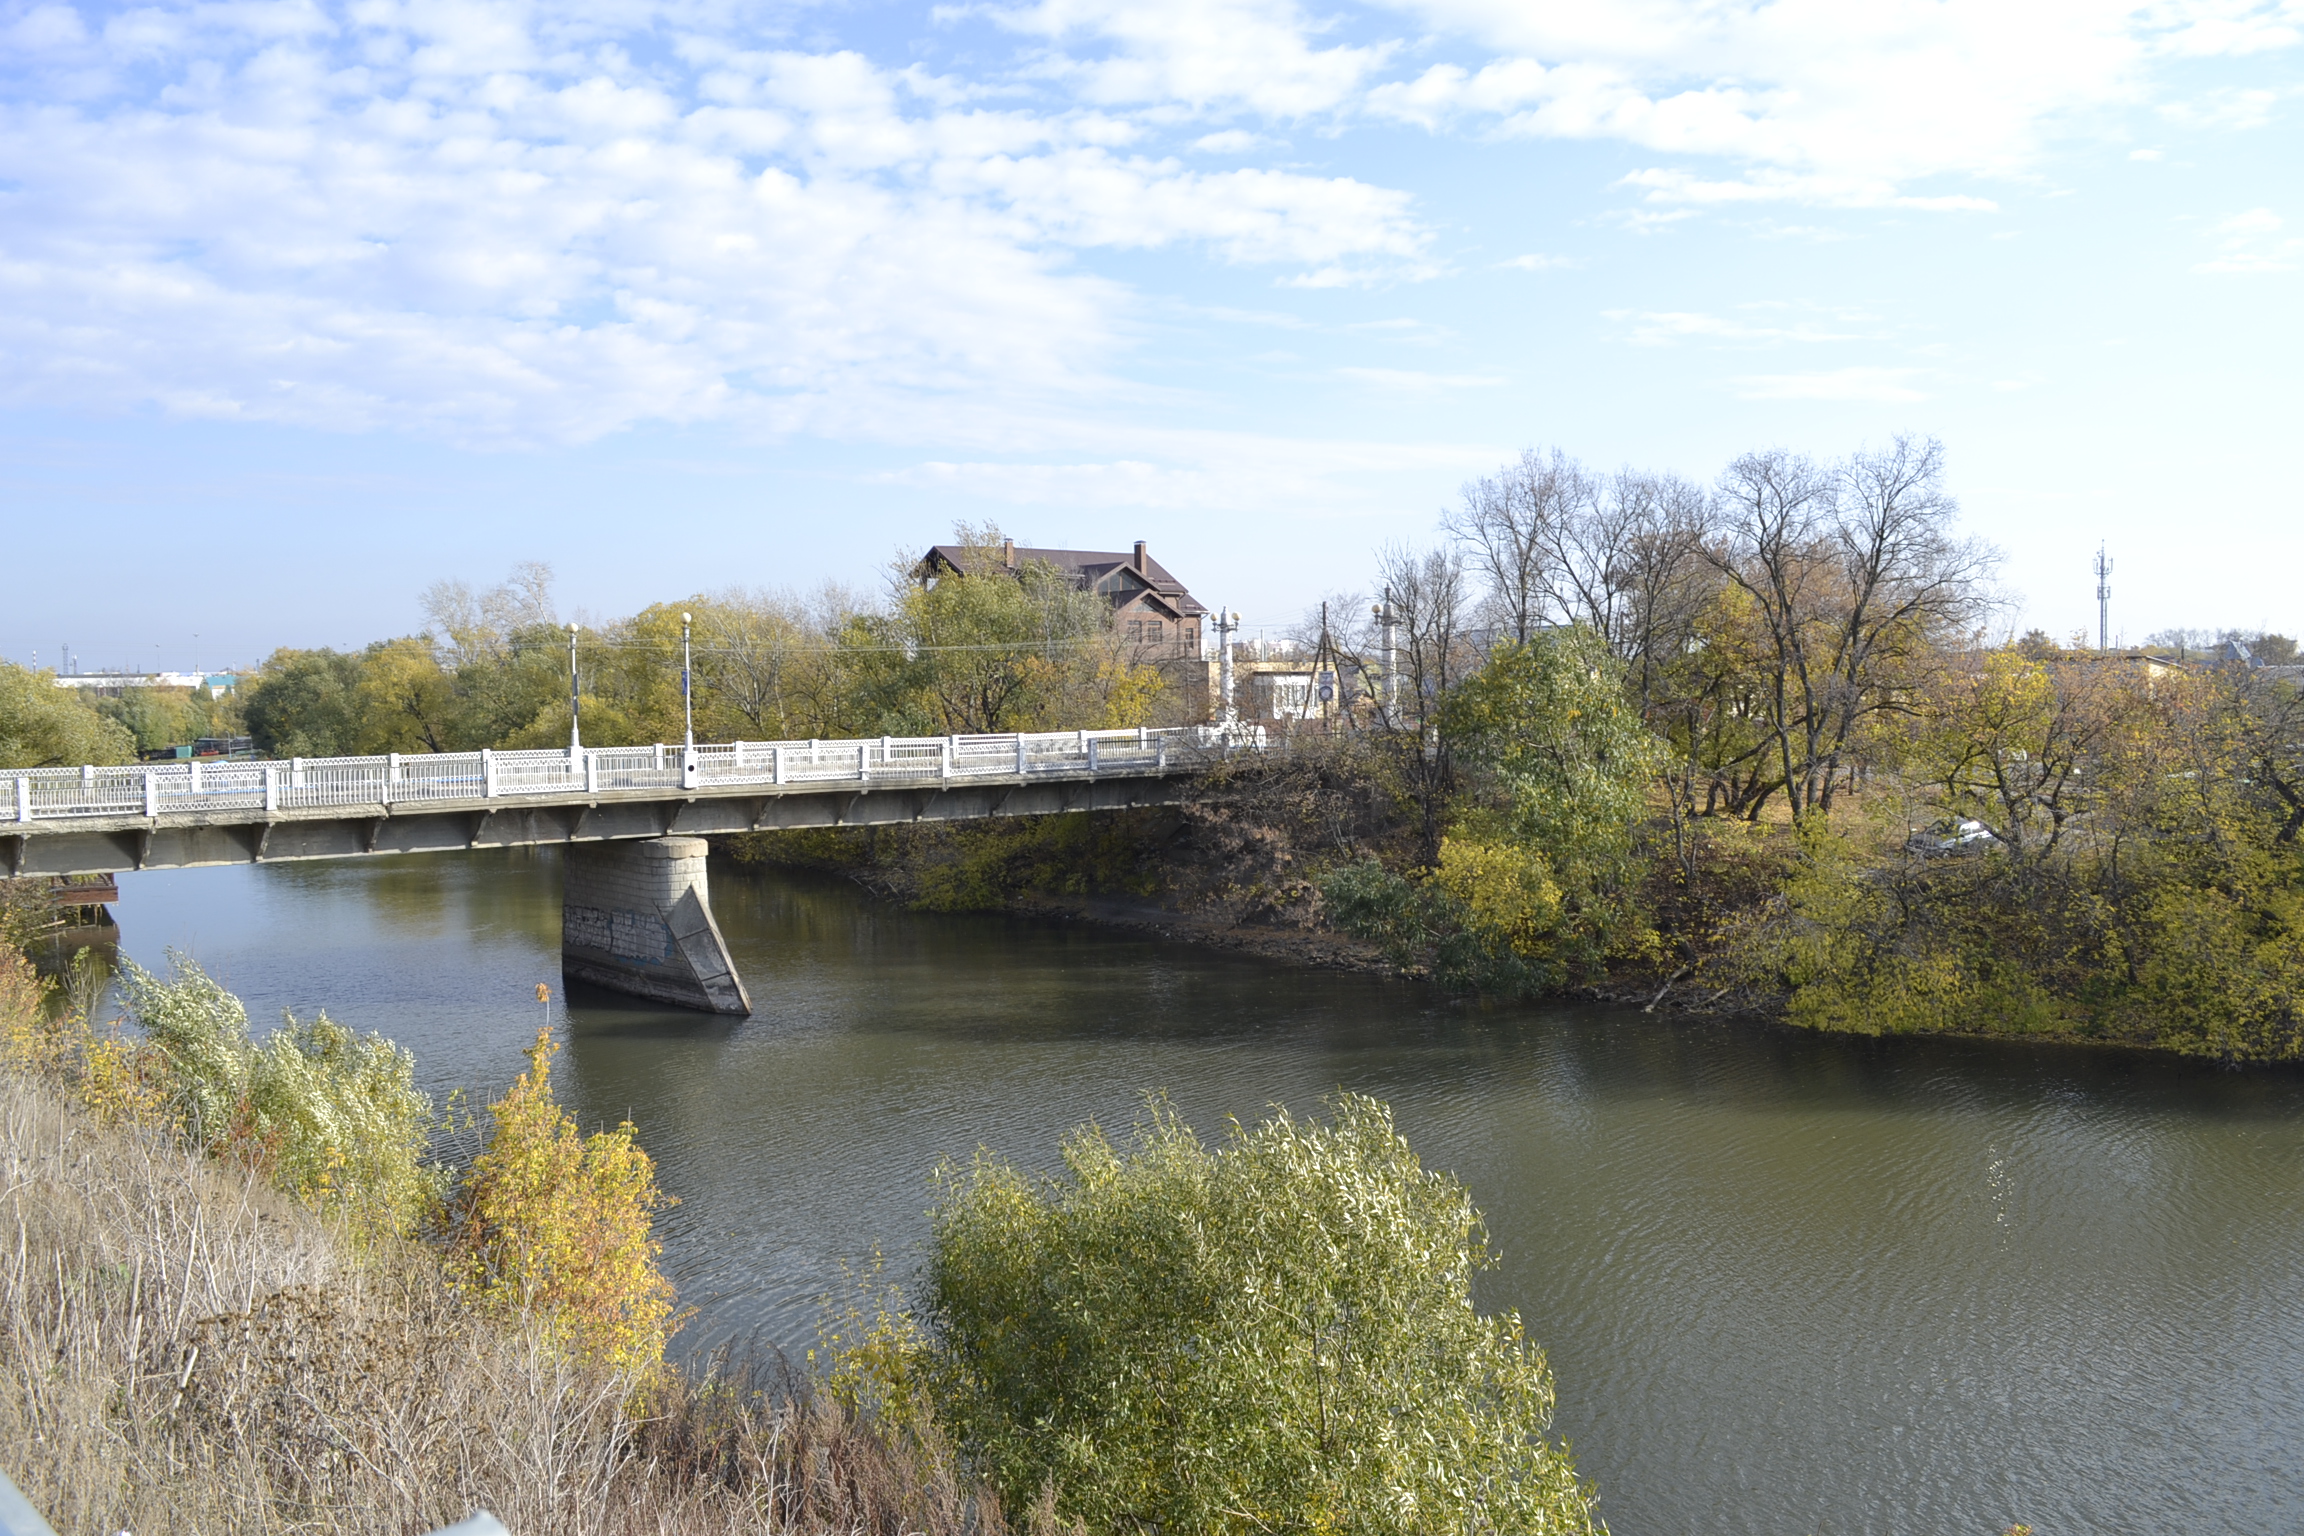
[0,923,1029,1534]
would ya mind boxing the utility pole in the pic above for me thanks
[567,622,582,752]
[1313,601,1342,732]
[2093,543,2114,651]
[1213,607,1242,723]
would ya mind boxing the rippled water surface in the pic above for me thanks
[113,847,2304,1536]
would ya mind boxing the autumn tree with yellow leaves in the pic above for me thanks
[442,1026,681,1375]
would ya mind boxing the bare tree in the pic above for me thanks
[1706,437,1995,822]
[1368,543,1476,860]
[421,562,558,669]
[695,586,837,738]
[1442,448,1597,645]
[1602,470,1717,716]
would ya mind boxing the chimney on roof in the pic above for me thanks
[1002,538,1015,567]
[1134,540,1148,572]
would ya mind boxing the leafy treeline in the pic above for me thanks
[0,662,139,767]
[1312,436,2304,1058]
[0,660,243,767]
[240,532,1164,759]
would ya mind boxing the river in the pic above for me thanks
[108,846,2304,1536]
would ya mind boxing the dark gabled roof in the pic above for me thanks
[923,544,1208,619]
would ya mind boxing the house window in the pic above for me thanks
[1127,618,1163,645]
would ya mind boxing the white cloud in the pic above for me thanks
[1498,251,1575,269]
[1608,308,1879,345]
[1371,0,2304,207]
[0,5,1430,444]
[1729,367,1930,402]
[874,430,1483,508]
[2194,206,2302,271]
[2157,83,2288,129]
[983,0,1392,117]
[961,151,1425,263]
[1615,167,1997,212]
[2,0,2298,453]
[1332,365,1507,388]
[7,4,88,50]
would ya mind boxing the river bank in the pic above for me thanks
[67,850,2304,1535]
[714,727,2303,1060]
[715,800,1783,1032]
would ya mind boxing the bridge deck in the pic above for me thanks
[4,728,1236,877]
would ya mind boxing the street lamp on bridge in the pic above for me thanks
[568,622,581,754]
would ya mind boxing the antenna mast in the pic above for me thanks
[2093,543,2114,651]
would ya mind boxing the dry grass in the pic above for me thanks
[0,1073,1042,1536]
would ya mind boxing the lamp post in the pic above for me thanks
[567,622,582,753]
[680,612,698,788]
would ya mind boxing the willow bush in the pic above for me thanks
[119,952,439,1235]
[924,1095,1600,1535]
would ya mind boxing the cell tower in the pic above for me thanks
[2093,542,2114,651]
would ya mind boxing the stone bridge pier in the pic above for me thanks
[561,837,751,1015]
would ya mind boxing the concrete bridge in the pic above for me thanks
[5,728,1236,1015]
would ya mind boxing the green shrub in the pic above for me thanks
[119,953,439,1236]
[1318,857,1431,965]
[924,1094,1600,1535]
[1437,626,1663,979]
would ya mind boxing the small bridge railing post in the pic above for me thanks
[482,749,497,798]
[773,744,786,786]
[13,775,28,823]
[143,769,158,818]
[263,764,279,813]
[942,737,954,780]
[1015,736,1028,776]
[1087,738,1099,773]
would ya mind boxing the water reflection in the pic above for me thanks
[113,849,2304,1536]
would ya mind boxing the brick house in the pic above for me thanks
[920,538,1208,659]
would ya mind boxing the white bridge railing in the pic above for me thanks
[7,727,1254,825]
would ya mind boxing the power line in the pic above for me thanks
[477,630,1133,662]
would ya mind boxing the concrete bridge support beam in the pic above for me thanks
[561,837,752,1015]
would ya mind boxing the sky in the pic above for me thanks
[2,0,2300,671]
